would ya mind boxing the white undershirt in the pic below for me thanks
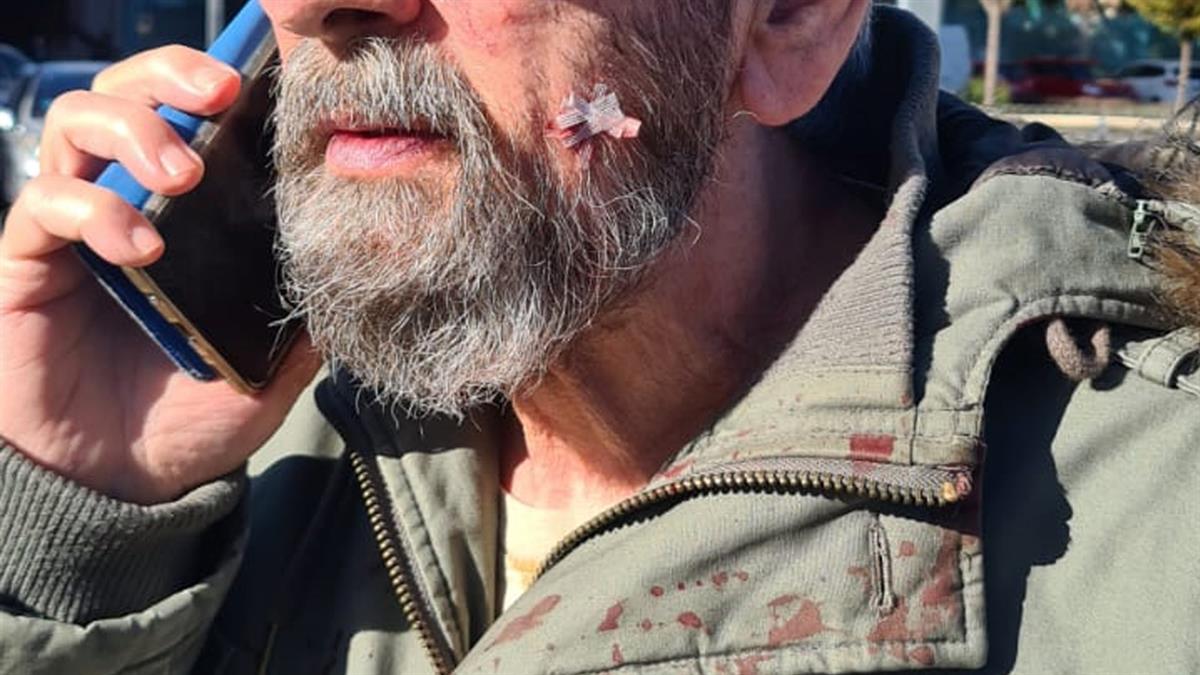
[498,491,579,610]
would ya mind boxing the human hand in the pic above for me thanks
[0,46,320,504]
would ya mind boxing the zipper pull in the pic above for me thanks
[1128,199,1160,262]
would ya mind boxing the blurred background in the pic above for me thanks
[1,0,1199,208]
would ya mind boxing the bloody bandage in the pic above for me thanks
[551,84,642,152]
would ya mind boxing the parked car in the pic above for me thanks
[1117,59,1200,103]
[1,61,109,203]
[1006,58,1136,103]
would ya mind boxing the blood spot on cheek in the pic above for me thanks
[450,3,520,54]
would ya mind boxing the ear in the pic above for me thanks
[736,0,870,126]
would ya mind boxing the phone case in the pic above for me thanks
[74,0,273,382]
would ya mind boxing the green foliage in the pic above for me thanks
[965,76,1013,104]
[1128,0,1200,38]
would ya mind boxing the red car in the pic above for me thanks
[1004,58,1136,103]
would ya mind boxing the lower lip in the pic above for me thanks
[325,130,449,177]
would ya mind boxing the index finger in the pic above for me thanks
[91,45,242,117]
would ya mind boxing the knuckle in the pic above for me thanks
[155,44,196,61]
[44,89,87,123]
[10,178,56,229]
[148,45,204,76]
[94,45,196,95]
[18,176,53,208]
[90,63,120,93]
[108,116,136,143]
[85,187,130,225]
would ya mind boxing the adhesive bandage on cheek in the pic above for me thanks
[549,84,643,162]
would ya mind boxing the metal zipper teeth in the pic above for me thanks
[349,451,453,675]
[535,468,960,580]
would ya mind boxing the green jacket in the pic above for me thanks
[2,7,1197,674]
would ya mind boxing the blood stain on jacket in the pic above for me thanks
[766,595,830,646]
[486,594,561,649]
[676,611,704,630]
[596,601,624,632]
[866,597,910,642]
[916,530,964,614]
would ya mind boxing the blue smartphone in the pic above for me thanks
[75,1,298,393]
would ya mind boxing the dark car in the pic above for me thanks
[1007,58,1136,104]
[1,61,109,203]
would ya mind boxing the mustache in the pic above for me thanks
[272,37,491,170]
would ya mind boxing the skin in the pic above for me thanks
[0,0,871,513]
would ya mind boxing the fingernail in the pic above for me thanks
[192,67,234,94]
[159,144,200,177]
[129,224,162,256]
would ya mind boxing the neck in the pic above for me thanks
[501,119,880,516]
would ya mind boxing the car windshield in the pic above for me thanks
[32,68,101,118]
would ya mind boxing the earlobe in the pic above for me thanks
[735,0,867,127]
[738,47,784,124]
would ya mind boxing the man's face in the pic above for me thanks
[263,1,733,414]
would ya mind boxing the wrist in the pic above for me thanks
[0,433,179,505]
[0,442,247,622]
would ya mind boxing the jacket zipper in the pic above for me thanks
[349,450,455,675]
[535,462,971,579]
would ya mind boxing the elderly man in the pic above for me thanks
[0,0,1198,673]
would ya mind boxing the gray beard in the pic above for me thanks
[272,7,730,416]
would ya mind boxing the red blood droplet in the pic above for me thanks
[712,571,729,587]
[611,643,625,665]
[677,582,687,591]
[898,541,917,557]
[597,601,624,632]
[639,618,654,632]
[734,570,750,582]
[650,586,665,597]
[677,611,704,629]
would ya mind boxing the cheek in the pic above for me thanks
[438,1,585,134]
[438,0,536,54]
[272,30,304,63]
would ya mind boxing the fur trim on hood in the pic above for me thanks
[1087,108,1200,328]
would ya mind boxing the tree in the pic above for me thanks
[1127,0,1200,110]
[980,0,1013,106]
